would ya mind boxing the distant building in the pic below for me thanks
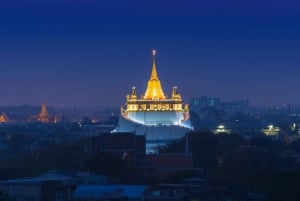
[0,113,9,123]
[190,96,221,114]
[261,124,280,137]
[189,96,255,135]
[223,99,250,115]
[190,96,249,116]
[212,122,264,138]
[29,103,56,123]
[112,50,193,152]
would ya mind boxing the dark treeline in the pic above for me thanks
[1,131,300,200]
[0,138,148,184]
[160,131,300,201]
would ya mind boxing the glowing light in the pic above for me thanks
[152,49,156,56]
[268,125,273,131]
[218,125,225,129]
[214,124,230,134]
[262,124,280,136]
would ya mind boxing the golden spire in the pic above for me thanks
[40,103,48,117]
[144,50,166,100]
[39,103,50,123]
[150,50,158,80]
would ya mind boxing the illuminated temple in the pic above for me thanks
[112,50,193,152]
[0,113,9,123]
[29,103,56,123]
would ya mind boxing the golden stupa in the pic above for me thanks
[122,50,189,117]
[29,103,56,123]
[0,113,9,123]
[38,103,50,123]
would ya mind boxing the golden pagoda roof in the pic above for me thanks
[143,50,166,100]
[0,113,9,123]
[40,103,49,117]
[38,103,50,123]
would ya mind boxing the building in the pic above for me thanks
[190,96,221,114]
[0,171,108,201]
[112,50,193,152]
[0,113,9,123]
[189,96,250,119]
[29,103,56,123]
[0,171,75,201]
[73,185,146,201]
[223,99,250,115]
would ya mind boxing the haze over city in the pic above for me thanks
[1,0,300,107]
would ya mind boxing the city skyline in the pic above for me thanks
[1,0,300,107]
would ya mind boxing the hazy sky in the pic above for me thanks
[1,0,300,107]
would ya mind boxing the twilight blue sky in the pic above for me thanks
[0,0,300,107]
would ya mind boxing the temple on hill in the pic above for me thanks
[0,113,9,123]
[29,103,56,123]
[112,50,193,152]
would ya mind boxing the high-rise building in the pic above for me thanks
[190,96,221,114]
[112,50,193,152]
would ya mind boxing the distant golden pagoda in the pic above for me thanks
[29,103,56,123]
[0,113,9,123]
[38,103,50,123]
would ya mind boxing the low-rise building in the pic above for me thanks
[0,171,75,201]
[73,185,146,201]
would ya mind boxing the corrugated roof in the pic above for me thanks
[73,185,146,199]
[0,171,74,185]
